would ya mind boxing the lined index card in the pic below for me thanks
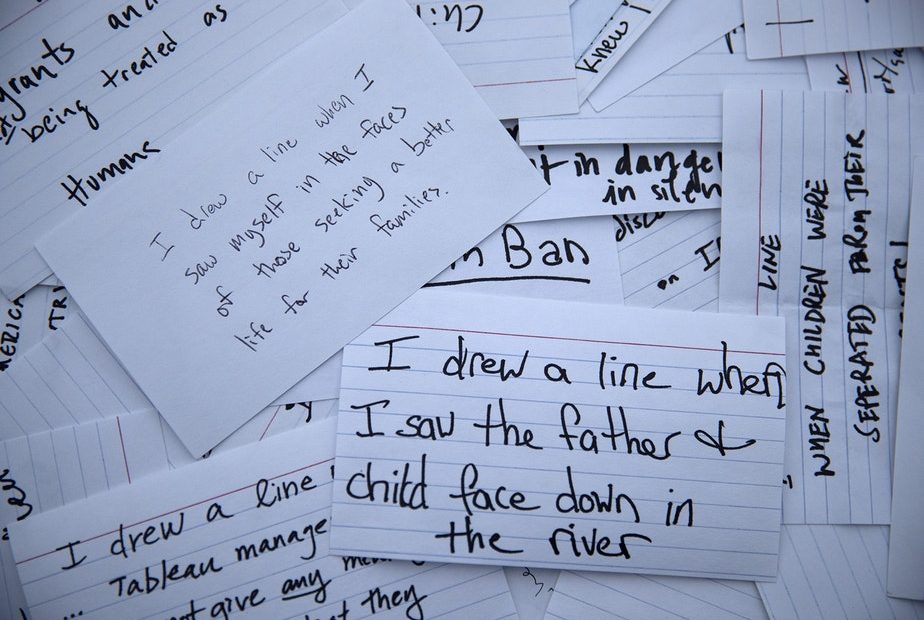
[332,289,787,580]
[37,0,547,457]
[719,90,924,524]
[742,0,924,60]
[8,418,519,619]
[0,0,349,299]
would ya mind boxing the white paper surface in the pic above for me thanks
[504,566,559,620]
[587,0,743,111]
[887,157,924,600]
[37,0,548,457]
[512,139,723,222]
[412,0,578,120]
[332,289,787,579]
[0,285,71,373]
[573,0,672,103]
[806,48,924,94]
[520,27,809,145]
[742,0,924,59]
[547,570,768,620]
[8,418,518,620]
[719,90,924,524]
[426,217,623,303]
[0,410,172,620]
[0,313,152,440]
[758,526,924,620]
[0,0,349,299]
[618,209,721,312]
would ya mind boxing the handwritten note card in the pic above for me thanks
[331,289,787,579]
[546,571,768,620]
[719,90,924,524]
[520,27,809,145]
[887,158,924,601]
[0,0,349,299]
[758,526,924,620]
[426,217,624,303]
[618,209,722,312]
[573,0,672,103]
[586,0,743,111]
[37,0,547,456]
[512,138,723,222]
[8,418,518,619]
[411,0,578,120]
[806,48,924,95]
[742,0,924,59]
[0,284,71,372]
[0,409,171,620]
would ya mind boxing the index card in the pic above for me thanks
[806,49,924,94]
[36,0,548,457]
[719,91,924,524]
[0,409,171,620]
[0,313,151,440]
[573,0,672,103]
[0,0,348,299]
[427,217,623,303]
[331,289,788,580]
[742,0,924,60]
[887,158,924,601]
[0,285,65,372]
[504,566,559,620]
[412,0,578,120]
[618,209,721,312]
[587,0,744,111]
[758,526,924,620]
[8,419,519,620]
[519,27,809,145]
[511,139,723,222]
[546,571,768,620]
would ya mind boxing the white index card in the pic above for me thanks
[742,0,924,60]
[587,0,744,111]
[806,48,924,94]
[511,140,723,222]
[8,418,519,620]
[519,27,809,145]
[758,526,924,620]
[546,570,769,620]
[887,157,924,601]
[36,0,548,457]
[573,0,673,103]
[719,90,924,525]
[426,217,624,304]
[0,0,349,299]
[617,208,722,312]
[331,289,788,580]
[412,0,579,120]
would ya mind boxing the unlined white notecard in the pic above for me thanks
[742,0,924,60]
[332,289,787,580]
[720,90,924,524]
[37,0,547,457]
[887,157,924,601]
[0,0,349,299]
[8,418,519,619]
